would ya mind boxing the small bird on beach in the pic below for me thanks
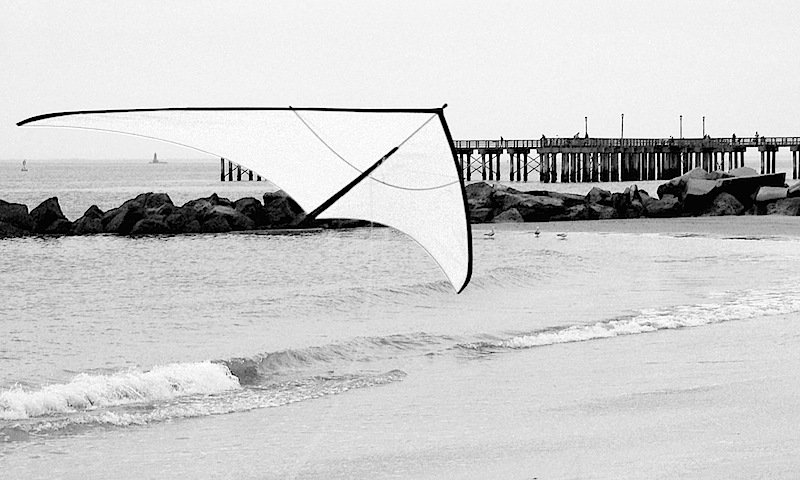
[485,228,495,238]
[534,227,540,238]
[556,232,568,240]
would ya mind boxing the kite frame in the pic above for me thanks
[18,106,474,293]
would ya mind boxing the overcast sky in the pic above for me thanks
[2,0,799,159]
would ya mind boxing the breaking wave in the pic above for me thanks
[459,289,800,352]
[0,362,240,421]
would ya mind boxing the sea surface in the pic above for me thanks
[2,159,800,479]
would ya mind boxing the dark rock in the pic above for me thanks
[494,190,568,221]
[130,218,171,235]
[121,192,174,210]
[30,197,71,234]
[155,203,176,217]
[465,182,496,210]
[164,207,200,233]
[585,203,617,220]
[469,207,494,223]
[644,194,681,218]
[552,204,589,221]
[701,192,745,216]
[789,181,800,198]
[262,190,305,226]
[525,190,585,207]
[612,187,644,218]
[182,193,234,219]
[234,197,269,227]
[201,216,231,233]
[72,205,104,234]
[492,208,523,223]
[103,206,145,234]
[657,177,685,200]
[206,205,254,231]
[766,198,800,216]
[0,221,28,237]
[0,199,34,231]
[586,187,613,206]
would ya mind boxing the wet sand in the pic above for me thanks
[477,215,800,238]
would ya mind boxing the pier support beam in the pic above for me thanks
[792,146,800,179]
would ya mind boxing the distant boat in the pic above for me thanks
[151,153,166,164]
[21,159,28,171]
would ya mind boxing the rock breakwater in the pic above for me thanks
[0,190,369,238]
[2,168,799,238]
[467,167,799,223]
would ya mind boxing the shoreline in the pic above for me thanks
[474,215,800,237]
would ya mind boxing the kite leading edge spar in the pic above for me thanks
[18,106,473,293]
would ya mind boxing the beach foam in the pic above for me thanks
[0,362,240,420]
[459,289,800,352]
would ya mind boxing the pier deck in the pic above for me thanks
[454,136,800,183]
[218,136,800,184]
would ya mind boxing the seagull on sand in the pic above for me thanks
[485,228,495,238]
[556,232,568,240]
[534,227,540,238]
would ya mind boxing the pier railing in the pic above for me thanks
[455,136,800,150]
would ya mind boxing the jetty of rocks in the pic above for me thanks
[1,168,799,238]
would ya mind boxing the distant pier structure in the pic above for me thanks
[454,136,800,182]
[218,136,800,183]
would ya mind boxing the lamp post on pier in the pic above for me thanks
[584,116,588,138]
[680,115,683,139]
[702,116,706,137]
[620,113,624,140]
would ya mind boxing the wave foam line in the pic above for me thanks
[3,370,406,437]
[460,289,800,352]
[0,362,240,420]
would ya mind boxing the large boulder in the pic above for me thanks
[0,221,27,237]
[789,181,800,198]
[612,186,644,218]
[205,205,254,231]
[102,205,145,234]
[201,215,232,233]
[234,197,269,227]
[30,197,72,234]
[164,207,201,233]
[465,182,496,210]
[586,187,613,206]
[585,203,617,220]
[552,204,589,221]
[71,205,104,234]
[120,192,174,211]
[0,199,34,231]
[644,194,681,218]
[130,218,171,235]
[492,208,523,223]
[182,193,234,218]
[493,190,568,221]
[262,190,305,226]
[701,192,745,216]
[469,208,494,224]
[766,198,800,216]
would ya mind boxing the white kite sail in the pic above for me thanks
[18,107,473,292]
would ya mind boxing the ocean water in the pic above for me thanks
[2,159,800,478]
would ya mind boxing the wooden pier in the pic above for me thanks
[219,136,800,184]
[219,158,265,182]
[454,136,800,183]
